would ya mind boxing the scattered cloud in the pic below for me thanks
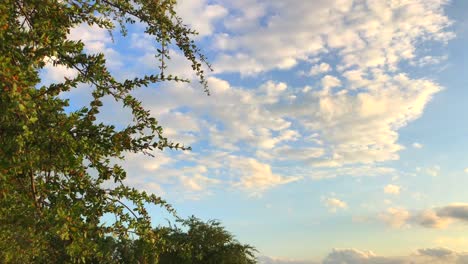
[309,63,332,76]
[412,142,424,149]
[379,207,410,228]
[384,184,401,195]
[42,0,454,200]
[214,0,453,74]
[323,196,348,213]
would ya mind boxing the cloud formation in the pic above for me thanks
[379,203,468,229]
[43,0,454,197]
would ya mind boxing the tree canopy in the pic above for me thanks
[0,0,255,263]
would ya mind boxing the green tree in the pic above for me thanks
[113,217,257,264]
[158,217,257,264]
[0,0,215,262]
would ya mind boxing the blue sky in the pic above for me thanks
[42,0,468,263]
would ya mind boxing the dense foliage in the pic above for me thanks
[92,217,257,264]
[0,0,255,263]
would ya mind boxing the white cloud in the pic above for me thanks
[321,75,342,91]
[58,0,454,199]
[175,0,228,37]
[42,60,78,84]
[213,0,453,74]
[412,142,424,149]
[68,23,122,69]
[300,73,441,166]
[180,173,220,192]
[204,0,450,167]
[309,63,332,76]
[379,207,410,228]
[323,197,347,213]
[229,157,301,196]
[412,55,449,67]
[384,184,401,195]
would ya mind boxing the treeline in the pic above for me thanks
[1,216,256,263]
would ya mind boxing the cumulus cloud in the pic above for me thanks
[213,0,453,74]
[321,75,342,91]
[208,0,450,167]
[309,63,332,76]
[52,0,454,197]
[175,0,228,37]
[384,184,401,195]
[291,73,441,167]
[436,203,468,222]
[379,207,410,228]
[379,203,468,229]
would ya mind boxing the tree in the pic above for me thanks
[0,0,228,262]
[105,217,257,264]
[158,217,257,264]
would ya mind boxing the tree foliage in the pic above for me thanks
[0,0,255,263]
[87,217,257,264]
[158,217,257,264]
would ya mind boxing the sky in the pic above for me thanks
[40,0,468,263]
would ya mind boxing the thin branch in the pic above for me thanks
[107,196,139,219]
